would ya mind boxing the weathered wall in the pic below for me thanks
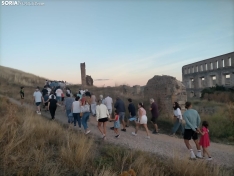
[144,75,187,115]
[80,62,86,86]
[182,52,234,97]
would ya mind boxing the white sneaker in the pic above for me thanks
[85,130,90,134]
[146,136,150,139]
[79,127,82,131]
[37,111,41,115]
[132,132,137,136]
[207,157,213,161]
[190,151,196,160]
[196,151,202,159]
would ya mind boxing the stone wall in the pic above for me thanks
[144,75,187,115]
[182,52,234,97]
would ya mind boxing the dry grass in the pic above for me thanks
[0,97,233,176]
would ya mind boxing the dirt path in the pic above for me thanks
[4,96,234,168]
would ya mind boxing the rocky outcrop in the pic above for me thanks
[144,75,187,115]
[86,75,93,86]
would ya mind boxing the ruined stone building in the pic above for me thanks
[144,75,187,115]
[80,62,94,86]
[182,52,234,97]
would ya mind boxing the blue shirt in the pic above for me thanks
[183,109,201,131]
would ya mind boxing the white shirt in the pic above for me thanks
[33,91,42,103]
[66,90,71,94]
[96,104,110,121]
[72,101,82,113]
[104,96,113,109]
[47,88,51,94]
[56,89,63,97]
[173,108,182,119]
[81,104,90,112]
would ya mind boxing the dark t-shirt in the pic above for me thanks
[151,102,159,118]
[44,94,49,102]
[42,88,48,96]
[49,99,57,108]
[114,99,125,112]
[20,90,24,98]
[128,103,136,116]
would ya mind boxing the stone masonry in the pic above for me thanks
[144,75,187,115]
[80,62,86,86]
[182,52,234,97]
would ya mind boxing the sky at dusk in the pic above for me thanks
[1,0,233,87]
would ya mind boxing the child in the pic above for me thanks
[199,121,212,160]
[111,110,120,138]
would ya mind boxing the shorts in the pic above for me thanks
[114,121,120,128]
[119,112,125,121]
[44,102,48,106]
[35,102,41,106]
[56,96,61,101]
[139,115,147,124]
[98,117,108,123]
[184,129,198,140]
[129,116,137,121]
[151,116,158,124]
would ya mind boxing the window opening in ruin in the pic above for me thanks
[210,62,213,70]
[188,68,190,73]
[192,67,194,73]
[212,76,216,86]
[201,77,205,88]
[196,66,198,72]
[201,65,203,71]
[229,58,231,66]
[205,64,208,70]
[225,74,230,85]
[190,78,194,88]
[222,59,225,67]
[216,61,218,68]
[185,69,187,74]
[190,91,194,98]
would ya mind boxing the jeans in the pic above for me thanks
[49,106,57,119]
[73,113,81,127]
[82,112,90,130]
[66,109,73,123]
[172,118,184,134]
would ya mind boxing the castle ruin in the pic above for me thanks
[80,62,86,86]
[182,52,234,97]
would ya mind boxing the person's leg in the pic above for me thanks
[171,118,180,135]
[97,122,104,135]
[203,147,211,158]
[184,139,192,149]
[77,113,81,128]
[49,108,53,118]
[82,112,88,130]
[120,112,126,130]
[103,121,107,136]
[193,139,202,158]
[135,123,139,134]
[66,110,71,123]
[143,124,150,137]
[73,113,77,126]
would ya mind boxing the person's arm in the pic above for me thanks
[48,101,50,109]
[71,103,73,113]
[96,106,99,121]
[177,108,183,120]
[106,107,110,119]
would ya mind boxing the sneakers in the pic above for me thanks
[121,129,126,132]
[110,127,114,130]
[190,150,196,160]
[115,134,120,138]
[37,111,41,115]
[79,127,82,131]
[85,130,91,134]
[153,131,159,135]
[146,136,150,139]
[132,132,137,136]
[196,151,203,159]
[207,157,213,161]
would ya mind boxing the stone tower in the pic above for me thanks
[80,62,86,86]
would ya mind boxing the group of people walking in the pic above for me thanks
[29,84,212,161]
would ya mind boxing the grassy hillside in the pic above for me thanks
[0,96,232,176]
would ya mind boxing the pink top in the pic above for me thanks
[138,107,146,116]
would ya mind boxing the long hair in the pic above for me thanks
[173,102,181,110]
[138,102,144,109]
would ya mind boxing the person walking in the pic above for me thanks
[43,92,49,111]
[71,97,82,130]
[149,98,159,134]
[20,86,24,105]
[170,102,184,137]
[100,95,105,104]
[64,93,74,124]
[41,86,48,97]
[111,110,120,138]
[91,93,97,116]
[48,95,61,120]
[126,98,137,127]
[199,121,212,160]
[55,86,63,103]
[114,97,126,132]
[33,87,43,115]
[132,103,150,139]
[183,102,202,159]
[104,95,113,116]
[81,101,91,134]
[96,99,110,140]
